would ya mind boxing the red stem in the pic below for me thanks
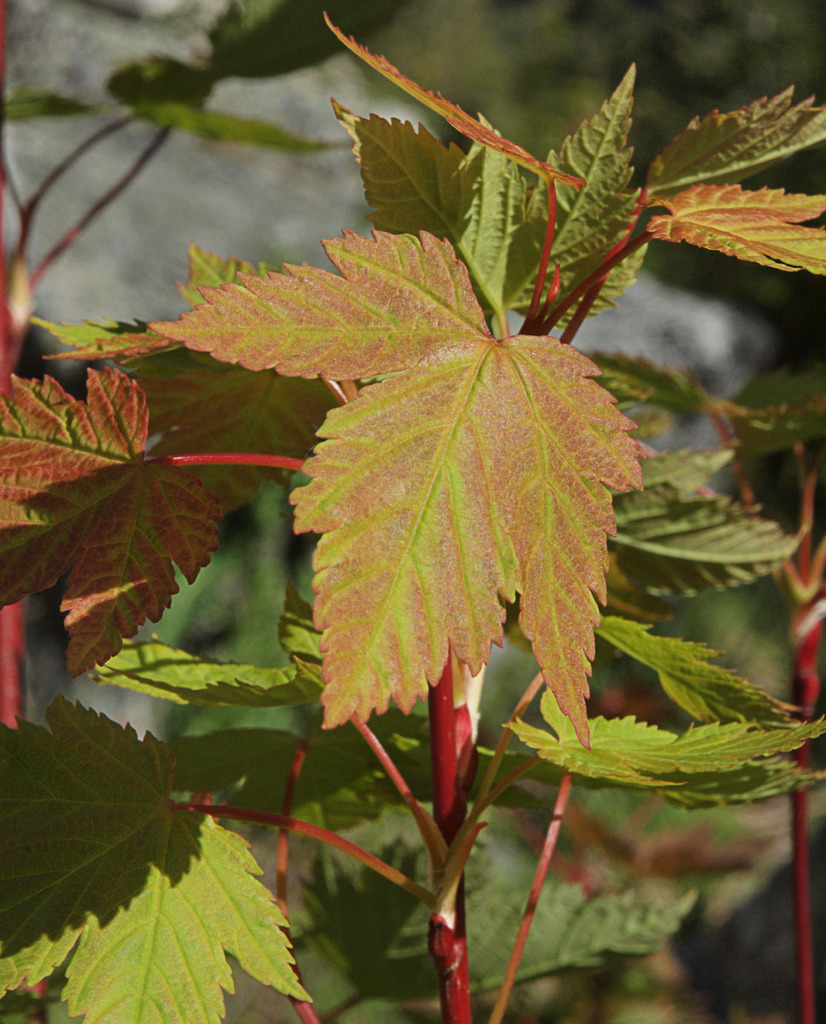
[0,0,23,730]
[428,659,472,1024]
[16,115,133,264]
[558,188,649,346]
[151,452,305,472]
[522,182,557,332]
[539,231,650,336]
[486,774,572,1024]
[173,801,434,906]
[791,613,822,1024]
[276,739,309,915]
[273,739,323,1024]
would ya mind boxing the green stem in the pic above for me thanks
[486,774,572,1024]
[173,801,435,908]
[473,671,544,809]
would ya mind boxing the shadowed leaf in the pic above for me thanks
[612,485,797,593]
[0,698,305,1017]
[5,89,98,119]
[0,369,221,673]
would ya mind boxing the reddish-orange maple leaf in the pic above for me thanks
[0,369,221,673]
[156,231,642,741]
[324,16,584,193]
[646,184,826,273]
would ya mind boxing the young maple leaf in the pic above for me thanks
[324,15,584,192]
[0,369,221,673]
[646,184,826,272]
[154,230,642,742]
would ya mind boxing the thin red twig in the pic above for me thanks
[486,774,573,1024]
[0,0,23,730]
[539,232,650,336]
[151,452,305,472]
[29,126,171,289]
[16,115,133,261]
[522,182,557,332]
[173,801,434,907]
[791,613,822,1024]
[276,739,309,915]
[352,716,446,863]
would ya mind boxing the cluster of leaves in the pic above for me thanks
[4,13,826,1024]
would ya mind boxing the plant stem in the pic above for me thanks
[276,739,309,915]
[486,774,572,1024]
[151,452,305,471]
[428,659,473,1024]
[29,125,170,289]
[173,801,435,907]
[352,716,447,865]
[791,612,822,1024]
[0,0,22,730]
[557,188,649,346]
[15,115,133,263]
[539,232,649,336]
[522,182,557,333]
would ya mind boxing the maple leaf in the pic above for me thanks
[647,87,826,198]
[0,369,221,673]
[156,230,642,739]
[596,615,791,726]
[646,184,826,273]
[512,690,826,791]
[32,316,175,362]
[324,15,583,191]
[0,698,306,1021]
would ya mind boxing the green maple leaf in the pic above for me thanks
[521,65,646,322]
[93,639,323,707]
[334,104,536,322]
[0,698,306,1021]
[647,87,826,198]
[32,317,174,362]
[596,615,790,725]
[0,368,221,674]
[154,230,642,740]
[177,243,276,308]
[611,484,797,593]
[646,185,826,273]
[512,690,826,791]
